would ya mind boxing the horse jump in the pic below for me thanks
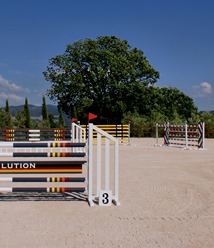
[156,122,205,149]
[0,123,120,206]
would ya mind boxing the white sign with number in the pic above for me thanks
[99,190,112,206]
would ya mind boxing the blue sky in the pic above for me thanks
[0,0,213,111]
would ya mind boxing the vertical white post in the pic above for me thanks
[96,133,101,197]
[202,122,205,149]
[71,123,74,142]
[128,122,131,146]
[71,122,86,143]
[79,123,82,142]
[76,124,78,141]
[185,123,188,148]
[114,138,119,205]
[105,138,110,190]
[88,123,94,206]
[156,123,159,146]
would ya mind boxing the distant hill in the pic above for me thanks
[199,110,214,114]
[9,104,59,117]
[8,104,71,125]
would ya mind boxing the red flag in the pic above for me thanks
[88,112,97,123]
[71,118,77,122]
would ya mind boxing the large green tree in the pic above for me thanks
[43,36,160,123]
[128,86,197,120]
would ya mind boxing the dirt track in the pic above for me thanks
[0,138,214,248]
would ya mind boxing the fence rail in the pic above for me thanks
[1,125,214,141]
[130,125,214,138]
[0,129,72,141]
[81,124,129,144]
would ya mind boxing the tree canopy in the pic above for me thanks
[43,36,160,123]
[43,36,197,123]
[128,86,197,120]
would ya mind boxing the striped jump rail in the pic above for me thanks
[169,127,185,145]
[0,152,86,157]
[0,141,86,157]
[0,187,85,193]
[0,161,85,173]
[0,175,86,193]
[0,177,86,182]
[0,142,85,148]
[0,129,72,141]
[163,122,205,149]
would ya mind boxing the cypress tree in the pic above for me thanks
[58,107,65,128]
[5,99,13,128]
[24,98,32,128]
[0,108,6,128]
[41,96,50,128]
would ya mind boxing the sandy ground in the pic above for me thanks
[0,138,214,248]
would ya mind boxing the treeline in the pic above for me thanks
[0,97,65,129]
[1,96,214,139]
[122,111,214,138]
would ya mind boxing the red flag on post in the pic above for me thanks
[71,118,77,122]
[88,112,97,123]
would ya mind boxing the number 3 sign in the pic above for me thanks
[99,190,112,206]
